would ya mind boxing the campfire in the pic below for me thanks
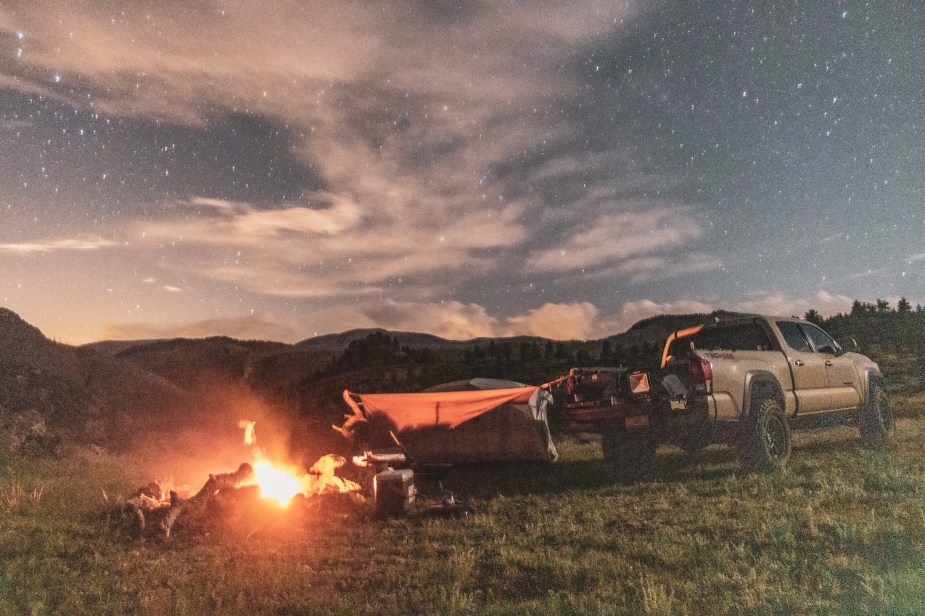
[123,420,360,538]
[240,419,360,506]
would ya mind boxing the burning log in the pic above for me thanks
[160,462,255,538]
[124,481,168,532]
[124,463,255,539]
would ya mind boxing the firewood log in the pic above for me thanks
[160,462,255,538]
[124,463,255,539]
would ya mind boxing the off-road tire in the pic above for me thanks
[858,382,893,442]
[601,426,656,483]
[738,397,791,473]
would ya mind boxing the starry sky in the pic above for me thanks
[1,1,923,344]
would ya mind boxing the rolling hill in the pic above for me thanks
[296,327,553,353]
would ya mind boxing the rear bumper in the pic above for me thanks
[563,397,653,432]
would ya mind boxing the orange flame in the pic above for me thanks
[238,420,257,445]
[239,420,359,506]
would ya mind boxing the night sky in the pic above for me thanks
[1,2,923,344]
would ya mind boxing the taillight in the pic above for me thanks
[689,356,713,394]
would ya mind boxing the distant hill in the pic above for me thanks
[66,315,720,430]
[111,336,302,389]
[82,339,165,356]
[297,328,551,352]
[87,314,709,361]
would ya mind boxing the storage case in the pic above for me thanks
[373,468,415,518]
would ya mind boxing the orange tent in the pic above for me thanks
[341,383,558,463]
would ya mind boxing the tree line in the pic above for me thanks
[306,296,924,410]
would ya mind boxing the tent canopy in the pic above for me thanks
[353,386,539,431]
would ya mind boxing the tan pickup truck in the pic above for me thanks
[565,315,892,480]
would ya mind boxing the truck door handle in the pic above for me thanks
[825,360,834,367]
[794,360,805,367]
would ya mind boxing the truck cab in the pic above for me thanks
[563,314,892,479]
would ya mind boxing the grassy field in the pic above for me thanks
[2,399,924,615]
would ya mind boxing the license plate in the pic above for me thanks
[625,415,650,429]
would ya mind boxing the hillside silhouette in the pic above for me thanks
[0,308,186,453]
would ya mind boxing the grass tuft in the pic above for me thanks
[1,479,44,511]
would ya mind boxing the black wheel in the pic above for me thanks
[858,382,893,442]
[601,426,656,483]
[738,397,791,473]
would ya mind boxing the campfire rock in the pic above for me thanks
[0,408,62,456]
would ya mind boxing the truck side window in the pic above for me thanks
[776,321,812,352]
[801,323,838,354]
[691,322,772,351]
[732,323,773,351]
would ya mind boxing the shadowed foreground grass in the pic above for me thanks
[2,406,924,615]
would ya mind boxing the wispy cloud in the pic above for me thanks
[7,2,835,345]
[1,2,672,303]
[136,195,528,298]
[530,205,705,273]
[155,196,362,239]
[585,252,721,283]
[0,238,115,255]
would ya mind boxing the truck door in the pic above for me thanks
[800,323,863,410]
[775,321,831,414]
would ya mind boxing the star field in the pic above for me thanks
[1,2,922,343]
